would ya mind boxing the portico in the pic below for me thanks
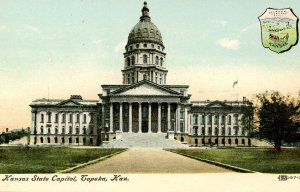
[100,80,190,140]
[107,101,179,133]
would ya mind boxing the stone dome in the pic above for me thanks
[127,2,164,47]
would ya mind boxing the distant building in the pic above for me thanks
[29,2,252,147]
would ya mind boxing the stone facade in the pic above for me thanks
[29,2,252,147]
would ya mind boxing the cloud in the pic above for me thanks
[213,20,228,27]
[241,23,260,33]
[92,39,102,45]
[114,39,126,52]
[0,25,7,32]
[217,38,240,50]
[23,24,41,35]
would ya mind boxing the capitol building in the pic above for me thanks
[29,2,252,147]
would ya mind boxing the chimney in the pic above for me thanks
[243,97,246,103]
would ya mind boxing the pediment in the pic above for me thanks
[57,100,81,106]
[111,80,180,96]
[119,84,173,95]
[206,101,228,108]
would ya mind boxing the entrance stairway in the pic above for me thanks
[101,133,189,149]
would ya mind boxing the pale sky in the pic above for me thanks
[0,0,300,131]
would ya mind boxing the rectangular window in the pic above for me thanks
[62,114,65,123]
[208,115,212,125]
[214,115,219,125]
[180,122,184,132]
[234,114,238,125]
[55,114,58,123]
[76,114,80,123]
[47,113,51,123]
[222,126,225,136]
[234,126,239,135]
[214,127,218,136]
[208,127,212,136]
[228,115,231,125]
[193,114,198,125]
[221,115,225,125]
[69,114,73,123]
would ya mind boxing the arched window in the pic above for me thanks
[40,126,44,134]
[55,126,58,134]
[127,57,130,67]
[41,114,44,123]
[47,137,50,143]
[143,55,147,64]
[160,57,163,66]
[69,126,72,134]
[155,56,159,65]
[62,126,65,134]
[40,137,43,143]
[131,56,135,65]
[83,126,86,135]
[228,127,231,136]
[76,126,79,134]
[48,128,51,134]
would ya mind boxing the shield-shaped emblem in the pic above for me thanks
[258,8,298,53]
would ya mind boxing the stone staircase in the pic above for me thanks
[101,133,189,149]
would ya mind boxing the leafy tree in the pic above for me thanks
[241,100,254,138]
[255,91,300,151]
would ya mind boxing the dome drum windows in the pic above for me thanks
[143,54,148,64]
[127,57,131,67]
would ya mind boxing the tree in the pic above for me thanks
[255,91,300,151]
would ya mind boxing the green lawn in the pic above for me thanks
[169,148,300,173]
[0,147,124,173]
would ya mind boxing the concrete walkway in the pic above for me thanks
[74,148,233,173]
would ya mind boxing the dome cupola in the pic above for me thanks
[127,1,164,48]
[122,2,167,85]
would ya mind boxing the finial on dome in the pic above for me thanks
[140,1,151,21]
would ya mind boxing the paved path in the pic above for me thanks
[74,148,233,173]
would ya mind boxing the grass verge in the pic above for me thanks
[0,146,125,173]
[168,148,300,173]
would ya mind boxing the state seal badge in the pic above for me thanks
[258,8,298,53]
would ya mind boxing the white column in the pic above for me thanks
[212,114,216,136]
[101,105,105,132]
[129,103,132,133]
[158,103,161,133]
[177,104,181,133]
[138,102,142,133]
[109,103,113,133]
[197,114,201,135]
[175,104,179,133]
[205,114,209,135]
[31,110,36,134]
[148,103,151,133]
[119,103,123,132]
[219,114,222,136]
[184,106,188,133]
[167,103,171,131]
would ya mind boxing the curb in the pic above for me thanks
[168,150,257,173]
[57,149,127,173]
